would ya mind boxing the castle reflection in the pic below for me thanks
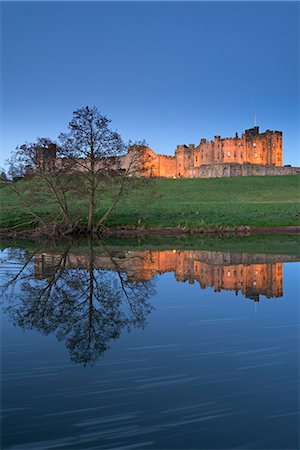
[3,244,298,365]
[34,249,290,301]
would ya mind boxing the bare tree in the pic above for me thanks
[5,137,81,233]
[5,106,152,235]
[59,106,150,234]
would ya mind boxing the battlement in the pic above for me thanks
[244,126,260,138]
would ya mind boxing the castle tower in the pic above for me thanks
[241,127,282,166]
[35,143,57,171]
[175,144,194,178]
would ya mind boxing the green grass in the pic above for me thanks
[1,175,300,231]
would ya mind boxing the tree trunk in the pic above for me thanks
[88,237,94,328]
[88,184,95,233]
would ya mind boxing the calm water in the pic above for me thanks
[1,238,299,450]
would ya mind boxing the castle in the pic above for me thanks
[138,126,299,178]
[36,126,300,178]
[32,249,298,301]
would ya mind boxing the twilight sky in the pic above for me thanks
[1,1,299,167]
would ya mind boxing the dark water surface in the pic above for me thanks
[1,237,299,450]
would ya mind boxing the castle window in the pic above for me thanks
[234,152,236,157]
[254,153,258,158]
[240,153,243,158]
[227,152,230,157]
[253,142,257,147]
[239,143,243,147]
[195,156,198,162]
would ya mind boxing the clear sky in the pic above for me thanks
[1,1,299,167]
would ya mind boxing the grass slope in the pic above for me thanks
[1,175,300,231]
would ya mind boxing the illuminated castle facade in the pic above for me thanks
[140,126,284,178]
[36,126,300,178]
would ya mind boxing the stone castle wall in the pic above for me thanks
[187,163,300,178]
[134,127,298,178]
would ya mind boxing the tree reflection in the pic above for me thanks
[1,239,155,366]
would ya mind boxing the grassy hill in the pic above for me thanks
[1,175,300,232]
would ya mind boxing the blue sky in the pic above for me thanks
[1,1,299,167]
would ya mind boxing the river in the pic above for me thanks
[0,236,299,449]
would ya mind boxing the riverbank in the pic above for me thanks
[1,175,300,235]
[3,225,300,238]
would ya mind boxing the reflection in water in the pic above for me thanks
[35,248,294,301]
[1,240,155,366]
[1,242,298,366]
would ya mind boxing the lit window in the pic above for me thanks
[227,152,231,157]
[254,153,258,158]
[227,271,231,277]
[253,142,257,147]
[253,281,256,286]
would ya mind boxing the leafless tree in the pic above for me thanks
[59,106,151,234]
[5,137,80,233]
[5,106,152,235]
